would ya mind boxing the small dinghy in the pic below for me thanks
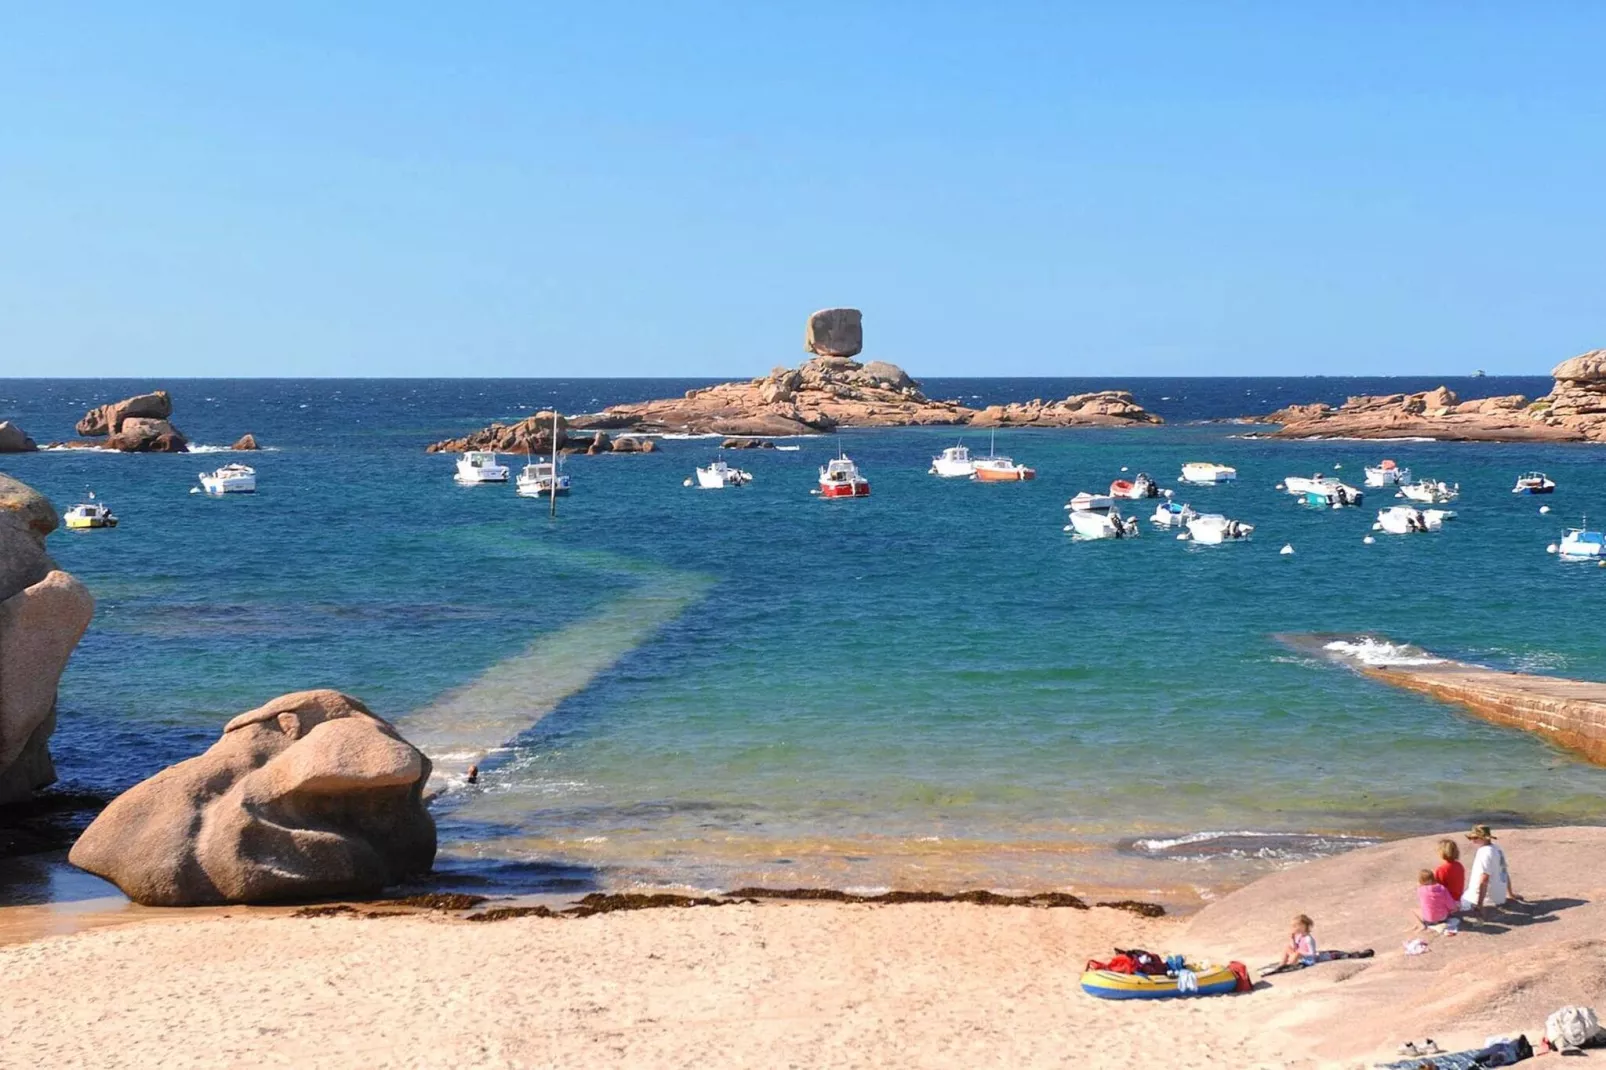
[1364,459,1411,487]
[1399,479,1458,504]
[1184,514,1253,544]
[690,458,751,489]
[1512,471,1555,495]
[1152,501,1196,528]
[1065,505,1140,540]
[1110,473,1159,499]
[1376,505,1452,535]
[1080,963,1239,1000]
[1066,491,1115,513]
[1556,525,1605,560]
[1179,462,1236,485]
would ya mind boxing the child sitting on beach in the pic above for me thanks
[1417,869,1459,931]
[1434,839,1465,902]
[1281,914,1317,967]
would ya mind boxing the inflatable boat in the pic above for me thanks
[1080,964,1239,1000]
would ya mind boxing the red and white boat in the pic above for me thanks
[818,452,870,498]
[1110,473,1159,499]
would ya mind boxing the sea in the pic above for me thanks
[5,374,1606,910]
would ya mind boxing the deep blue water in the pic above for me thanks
[3,375,1601,906]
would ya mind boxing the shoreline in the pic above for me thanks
[3,827,1600,1068]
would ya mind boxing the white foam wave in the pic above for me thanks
[1323,638,1444,667]
[189,443,281,453]
[1133,830,1277,852]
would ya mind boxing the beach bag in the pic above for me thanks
[1546,1006,1602,1051]
[1227,961,1252,993]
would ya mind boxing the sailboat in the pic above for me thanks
[971,430,1036,482]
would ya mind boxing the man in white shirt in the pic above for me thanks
[1461,824,1514,915]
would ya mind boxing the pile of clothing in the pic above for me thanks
[1379,1005,1602,1069]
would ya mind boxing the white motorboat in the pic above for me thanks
[516,458,571,497]
[1152,501,1197,528]
[1557,526,1605,559]
[1376,505,1453,535]
[1065,491,1115,513]
[1364,460,1411,487]
[198,463,257,494]
[1110,473,1159,499]
[454,451,509,484]
[1064,506,1139,540]
[818,452,870,498]
[1285,475,1363,508]
[1180,462,1237,485]
[63,498,118,529]
[1512,471,1555,495]
[929,443,976,478]
[691,458,752,489]
[1184,514,1254,544]
[1398,479,1458,504]
[1282,474,1330,496]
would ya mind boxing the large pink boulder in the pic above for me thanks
[76,390,173,436]
[804,308,864,358]
[69,691,436,905]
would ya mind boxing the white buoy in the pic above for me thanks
[1547,544,1559,554]
[188,487,199,494]
[1334,463,1343,469]
[1275,483,1285,491]
[1363,535,1376,544]
[1540,505,1551,514]
[1372,522,1383,531]
[1063,524,1073,532]
[1120,466,1128,472]
[683,477,693,487]
[1280,544,1294,555]
[1163,488,1174,499]
[1176,532,1189,540]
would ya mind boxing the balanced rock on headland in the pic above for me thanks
[805,308,864,359]
[0,475,95,804]
[0,421,38,453]
[69,690,436,906]
[1254,349,1606,442]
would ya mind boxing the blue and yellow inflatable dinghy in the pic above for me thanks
[1080,964,1238,1000]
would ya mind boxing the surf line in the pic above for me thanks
[401,567,713,788]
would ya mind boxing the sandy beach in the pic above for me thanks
[2,827,1601,1069]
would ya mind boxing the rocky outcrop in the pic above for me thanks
[64,390,190,452]
[69,690,436,906]
[805,308,863,358]
[427,414,647,456]
[1255,350,1606,442]
[0,475,95,804]
[76,391,173,437]
[720,438,775,449]
[231,434,260,451]
[969,391,1164,428]
[0,421,37,452]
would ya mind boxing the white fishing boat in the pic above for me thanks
[1557,526,1605,559]
[818,452,870,498]
[63,497,118,529]
[1110,473,1159,499]
[691,458,751,489]
[1512,471,1555,495]
[1398,479,1458,504]
[1364,460,1411,487]
[1152,501,1196,528]
[516,458,571,497]
[929,443,976,478]
[454,451,508,484]
[1064,506,1139,540]
[1376,505,1453,535]
[971,431,1035,482]
[1065,491,1115,513]
[1184,514,1253,544]
[198,463,257,494]
[1180,462,1237,485]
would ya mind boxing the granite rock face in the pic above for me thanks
[0,475,94,804]
[69,690,436,905]
[231,434,260,451]
[969,391,1164,428]
[0,421,37,452]
[805,308,864,358]
[76,391,173,437]
[1254,349,1606,442]
[66,391,190,451]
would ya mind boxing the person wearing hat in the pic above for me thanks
[1460,824,1513,916]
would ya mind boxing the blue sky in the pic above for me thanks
[2,3,1602,377]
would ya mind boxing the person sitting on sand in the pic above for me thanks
[1461,824,1514,916]
[1281,914,1317,967]
[1417,869,1459,931]
[1434,839,1465,903]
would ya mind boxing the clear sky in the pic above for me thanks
[2,3,1602,378]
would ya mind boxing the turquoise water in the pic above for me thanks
[5,377,1605,906]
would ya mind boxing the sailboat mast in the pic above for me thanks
[550,408,559,517]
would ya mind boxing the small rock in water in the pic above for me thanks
[1280,544,1294,555]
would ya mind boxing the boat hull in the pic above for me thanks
[974,465,1035,482]
[1080,966,1238,1001]
[819,480,870,498]
[930,458,975,478]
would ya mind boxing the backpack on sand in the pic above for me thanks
[1546,1006,1602,1052]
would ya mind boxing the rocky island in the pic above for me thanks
[1251,348,1606,442]
[428,308,1161,448]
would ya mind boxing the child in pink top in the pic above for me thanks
[1417,869,1458,926]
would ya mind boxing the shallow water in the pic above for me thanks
[5,376,1604,907]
